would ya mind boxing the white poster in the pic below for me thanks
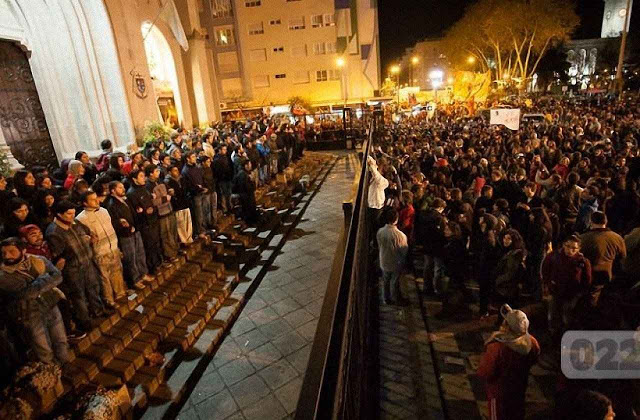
[490,108,520,131]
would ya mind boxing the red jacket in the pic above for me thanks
[63,174,76,190]
[541,250,592,300]
[398,204,415,240]
[477,335,540,420]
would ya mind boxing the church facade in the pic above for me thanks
[0,0,380,168]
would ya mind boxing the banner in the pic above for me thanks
[161,0,189,51]
[490,108,520,131]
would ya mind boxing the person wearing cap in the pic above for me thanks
[477,304,540,420]
[0,237,70,364]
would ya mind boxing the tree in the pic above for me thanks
[443,0,579,92]
[536,41,570,92]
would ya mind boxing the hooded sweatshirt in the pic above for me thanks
[477,327,540,420]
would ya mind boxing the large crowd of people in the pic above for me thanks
[370,95,640,420]
[0,118,306,384]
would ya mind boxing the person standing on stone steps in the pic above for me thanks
[76,190,127,310]
[46,200,109,330]
[165,165,194,244]
[104,181,151,291]
[127,169,164,274]
[145,164,180,265]
[232,159,260,225]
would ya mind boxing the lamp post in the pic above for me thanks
[615,0,632,96]
[429,69,443,102]
[411,56,419,87]
[336,57,346,105]
[390,64,401,104]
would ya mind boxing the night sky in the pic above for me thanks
[378,0,624,71]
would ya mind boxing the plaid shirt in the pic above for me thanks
[45,220,94,269]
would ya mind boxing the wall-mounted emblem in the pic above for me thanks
[131,71,148,99]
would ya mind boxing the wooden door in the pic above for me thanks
[0,40,58,169]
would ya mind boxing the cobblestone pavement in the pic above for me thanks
[416,282,556,420]
[378,272,555,420]
[176,153,359,420]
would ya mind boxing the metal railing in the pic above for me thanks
[296,111,383,420]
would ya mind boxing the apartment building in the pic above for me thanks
[204,0,381,108]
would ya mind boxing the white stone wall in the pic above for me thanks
[0,0,136,160]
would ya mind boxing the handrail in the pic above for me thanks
[295,115,379,420]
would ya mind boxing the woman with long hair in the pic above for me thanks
[493,229,528,308]
[525,207,553,300]
[13,169,37,204]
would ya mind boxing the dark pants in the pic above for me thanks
[239,193,259,224]
[141,222,163,272]
[120,232,148,286]
[367,207,382,246]
[218,181,232,213]
[61,263,103,330]
[191,194,206,236]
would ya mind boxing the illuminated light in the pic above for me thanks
[448,77,454,84]
[432,80,443,89]
[467,56,476,64]
[429,69,444,79]
[390,65,401,74]
[411,56,419,65]
[336,57,345,68]
[503,72,510,79]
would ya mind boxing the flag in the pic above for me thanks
[161,0,189,51]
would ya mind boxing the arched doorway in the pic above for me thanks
[141,22,183,127]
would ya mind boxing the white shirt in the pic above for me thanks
[368,164,389,209]
[377,224,408,272]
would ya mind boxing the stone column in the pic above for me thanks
[0,128,24,171]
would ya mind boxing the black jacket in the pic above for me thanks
[165,175,190,211]
[104,196,136,238]
[213,154,234,182]
[181,163,206,198]
[126,183,157,228]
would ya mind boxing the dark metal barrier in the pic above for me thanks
[296,112,383,420]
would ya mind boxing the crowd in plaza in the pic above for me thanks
[370,95,639,420]
[0,118,306,383]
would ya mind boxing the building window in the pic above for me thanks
[215,27,235,46]
[313,42,326,55]
[275,73,287,79]
[288,17,305,30]
[245,0,261,7]
[324,14,335,27]
[250,48,267,62]
[291,45,307,57]
[253,75,270,88]
[326,41,337,54]
[270,18,281,25]
[248,22,264,35]
[316,70,328,82]
[221,78,243,98]
[211,0,233,18]
[311,14,324,28]
[218,51,240,73]
[294,71,310,84]
[329,69,341,80]
[273,46,285,53]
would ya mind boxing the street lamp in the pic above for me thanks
[336,57,346,104]
[429,69,443,102]
[411,56,419,87]
[390,64,401,104]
